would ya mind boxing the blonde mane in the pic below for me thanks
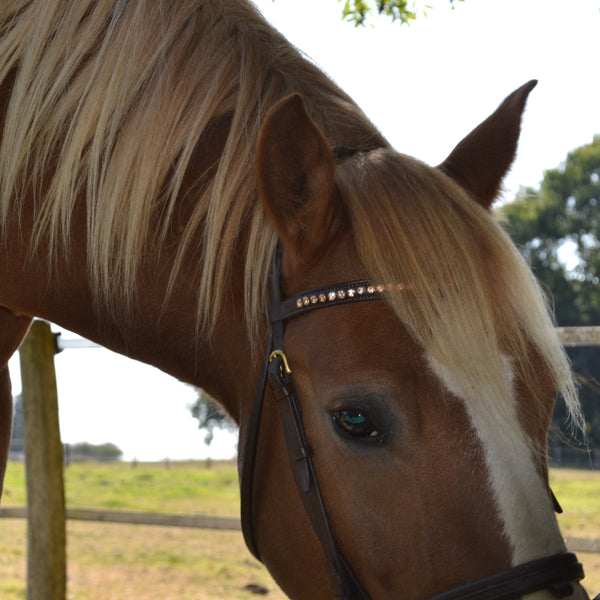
[0,1,580,430]
[0,0,385,332]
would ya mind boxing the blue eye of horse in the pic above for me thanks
[332,408,379,439]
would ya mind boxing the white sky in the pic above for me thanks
[8,0,600,461]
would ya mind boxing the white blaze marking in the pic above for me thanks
[426,354,566,567]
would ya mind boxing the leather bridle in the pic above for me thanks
[240,247,587,599]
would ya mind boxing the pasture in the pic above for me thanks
[1,460,599,598]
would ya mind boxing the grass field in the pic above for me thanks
[1,461,599,599]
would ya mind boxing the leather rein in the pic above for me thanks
[240,248,587,599]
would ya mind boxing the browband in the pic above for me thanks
[271,280,383,322]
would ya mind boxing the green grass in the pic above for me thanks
[550,467,600,538]
[2,459,241,516]
[1,462,599,598]
[5,461,599,533]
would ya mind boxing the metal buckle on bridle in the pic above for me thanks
[268,349,291,375]
[240,246,588,600]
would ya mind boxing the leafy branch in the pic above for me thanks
[339,0,465,27]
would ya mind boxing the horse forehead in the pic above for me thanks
[283,303,448,423]
[286,299,420,366]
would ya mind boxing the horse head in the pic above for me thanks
[0,2,589,596]
[246,83,588,599]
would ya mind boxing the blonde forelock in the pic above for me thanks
[336,149,581,437]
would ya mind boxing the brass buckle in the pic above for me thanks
[268,350,292,375]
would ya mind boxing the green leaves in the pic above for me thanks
[338,0,463,27]
[501,135,600,318]
[341,0,415,27]
[269,0,464,27]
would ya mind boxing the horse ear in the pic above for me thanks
[257,94,339,264]
[438,80,538,209]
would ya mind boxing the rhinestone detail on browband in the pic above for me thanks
[295,284,386,310]
[275,281,410,323]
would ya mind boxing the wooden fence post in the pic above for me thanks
[20,320,66,600]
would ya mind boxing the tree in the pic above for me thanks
[500,136,600,451]
[274,1,464,27]
[64,442,123,462]
[189,389,236,447]
[340,0,464,26]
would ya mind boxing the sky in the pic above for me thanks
[7,0,600,461]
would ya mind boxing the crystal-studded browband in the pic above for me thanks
[270,279,388,323]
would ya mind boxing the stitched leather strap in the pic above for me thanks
[268,351,370,599]
[239,328,271,561]
[428,552,584,600]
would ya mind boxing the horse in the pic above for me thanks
[0,1,590,598]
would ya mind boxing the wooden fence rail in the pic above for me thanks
[3,505,598,554]
[557,326,600,347]
[0,506,240,531]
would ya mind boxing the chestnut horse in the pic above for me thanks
[0,1,590,598]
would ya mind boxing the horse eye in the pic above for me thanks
[332,408,380,439]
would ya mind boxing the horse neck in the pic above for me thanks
[0,122,255,427]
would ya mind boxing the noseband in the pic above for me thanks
[240,248,586,599]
